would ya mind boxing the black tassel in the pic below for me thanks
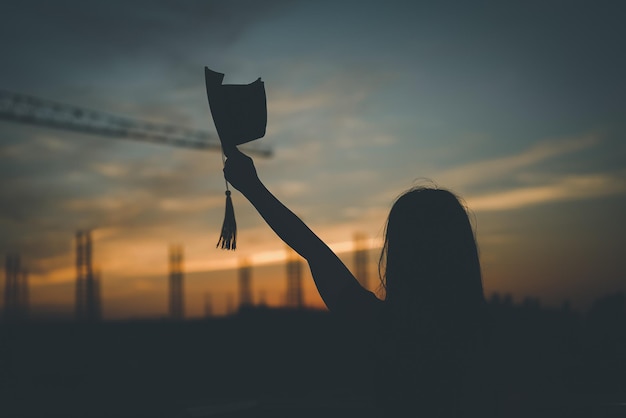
[217,190,237,250]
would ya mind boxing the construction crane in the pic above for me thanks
[0,89,272,157]
[0,88,272,322]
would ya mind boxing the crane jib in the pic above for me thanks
[0,89,273,158]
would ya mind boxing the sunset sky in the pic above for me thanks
[1,0,625,319]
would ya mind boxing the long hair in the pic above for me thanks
[375,187,488,413]
[379,186,485,321]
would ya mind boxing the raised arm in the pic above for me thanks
[223,148,363,312]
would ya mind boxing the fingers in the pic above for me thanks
[223,155,257,193]
[223,148,254,176]
[226,148,253,165]
[222,143,238,159]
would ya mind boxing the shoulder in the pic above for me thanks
[333,282,385,323]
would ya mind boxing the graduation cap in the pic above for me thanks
[205,67,267,250]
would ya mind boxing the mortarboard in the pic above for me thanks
[205,67,267,250]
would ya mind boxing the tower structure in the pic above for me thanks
[75,231,101,322]
[225,294,234,316]
[285,247,304,308]
[3,254,29,321]
[204,292,213,318]
[238,258,253,310]
[354,232,369,290]
[168,244,184,320]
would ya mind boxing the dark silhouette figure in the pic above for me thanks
[224,149,493,417]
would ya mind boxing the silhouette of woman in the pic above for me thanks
[224,148,493,417]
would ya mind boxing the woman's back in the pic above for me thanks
[353,296,489,416]
[336,277,491,416]
[338,187,492,416]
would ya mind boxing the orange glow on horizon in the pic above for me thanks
[19,234,384,320]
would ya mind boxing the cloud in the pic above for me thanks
[272,180,308,198]
[92,162,131,178]
[268,90,331,117]
[64,196,129,212]
[0,1,291,83]
[437,134,600,188]
[467,171,626,211]
[159,196,224,213]
[427,133,626,212]
[0,132,225,267]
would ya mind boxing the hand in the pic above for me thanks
[223,147,261,194]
